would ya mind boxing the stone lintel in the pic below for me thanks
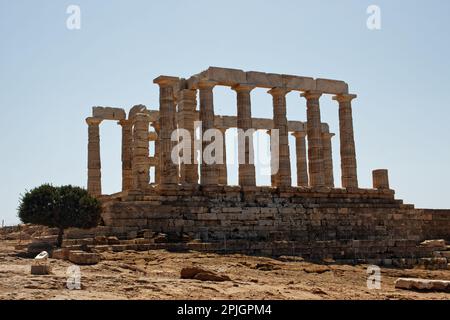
[92,107,126,121]
[153,75,180,87]
[316,79,349,95]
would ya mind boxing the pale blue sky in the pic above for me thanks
[1,0,449,225]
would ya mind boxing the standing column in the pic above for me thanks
[153,76,179,187]
[86,117,102,196]
[178,89,199,184]
[198,80,218,186]
[291,131,308,187]
[321,130,335,188]
[132,113,150,191]
[118,119,133,191]
[333,94,358,188]
[233,84,256,187]
[217,127,228,185]
[151,121,161,185]
[266,129,276,187]
[268,88,291,187]
[301,91,325,187]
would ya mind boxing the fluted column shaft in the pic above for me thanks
[268,88,291,187]
[292,131,308,187]
[151,122,161,185]
[302,91,325,187]
[333,94,358,188]
[218,127,228,185]
[178,89,199,184]
[233,84,256,187]
[321,131,335,187]
[86,117,102,196]
[199,80,218,186]
[132,113,150,191]
[154,76,179,187]
[119,119,133,191]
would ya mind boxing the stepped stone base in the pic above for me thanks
[94,186,450,261]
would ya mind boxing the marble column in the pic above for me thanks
[233,84,256,187]
[178,89,199,184]
[198,80,218,186]
[151,122,161,185]
[132,113,150,191]
[266,129,276,187]
[291,131,308,187]
[86,117,102,196]
[268,88,291,187]
[301,91,325,187]
[153,76,179,187]
[118,119,133,192]
[321,130,335,188]
[217,127,228,185]
[333,94,358,188]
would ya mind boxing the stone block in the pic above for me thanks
[68,251,101,265]
[31,264,51,275]
[395,278,450,292]
[315,79,348,94]
[92,107,126,120]
[282,75,315,91]
[202,67,246,86]
[246,71,283,88]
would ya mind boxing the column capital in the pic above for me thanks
[268,87,290,97]
[232,83,256,93]
[118,119,131,127]
[198,80,218,90]
[153,75,180,87]
[86,117,102,126]
[301,90,323,100]
[321,132,335,139]
[332,93,357,103]
[291,131,307,139]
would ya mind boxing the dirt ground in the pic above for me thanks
[0,240,449,300]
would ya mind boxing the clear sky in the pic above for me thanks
[1,0,450,225]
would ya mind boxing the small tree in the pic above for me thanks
[18,184,102,247]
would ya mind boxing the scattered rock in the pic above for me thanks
[107,236,120,245]
[181,267,231,282]
[254,263,280,271]
[420,239,446,250]
[277,256,304,263]
[303,265,331,274]
[94,236,108,245]
[154,233,168,243]
[68,251,101,265]
[419,257,448,270]
[52,248,70,260]
[395,278,450,292]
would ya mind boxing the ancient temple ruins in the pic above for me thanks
[85,67,450,261]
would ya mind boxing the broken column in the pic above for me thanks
[373,169,389,189]
[333,93,358,188]
[268,88,291,187]
[86,117,102,196]
[301,91,325,187]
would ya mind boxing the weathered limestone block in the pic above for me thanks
[315,79,348,94]
[246,71,283,88]
[395,278,450,292]
[373,169,390,189]
[68,251,101,265]
[200,67,246,86]
[282,75,315,91]
[92,107,126,120]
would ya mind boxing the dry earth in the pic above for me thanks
[0,240,449,300]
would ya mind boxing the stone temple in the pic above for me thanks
[84,67,450,262]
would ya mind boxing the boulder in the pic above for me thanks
[395,278,450,292]
[181,266,231,282]
[68,251,101,265]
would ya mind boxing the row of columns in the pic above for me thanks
[87,84,358,195]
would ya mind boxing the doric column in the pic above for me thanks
[266,129,276,187]
[86,117,102,196]
[151,121,160,185]
[333,94,358,188]
[301,91,325,187]
[233,84,256,187]
[268,88,291,187]
[321,130,335,188]
[132,113,150,191]
[217,127,228,185]
[154,76,179,187]
[118,119,133,191]
[291,131,308,187]
[178,89,199,184]
[198,80,218,186]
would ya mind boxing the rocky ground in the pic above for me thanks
[0,240,449,300]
